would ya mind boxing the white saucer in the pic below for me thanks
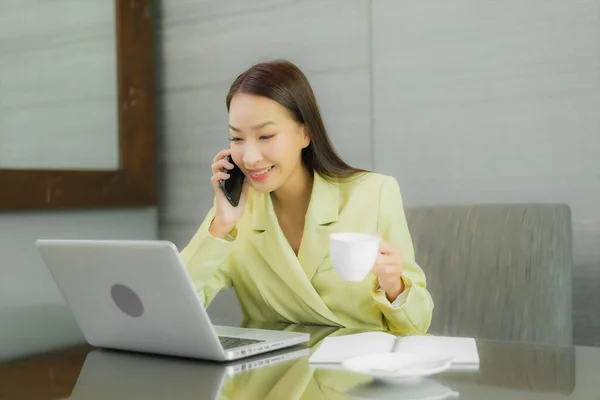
[347,378,460,400]
[342,353,454,384]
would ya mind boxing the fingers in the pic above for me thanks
[211,158,235,175]
[372,264,400,276]
[378,240,397,255]
[371,239,405,294]
[372,251,403,275]
[372,254,398,273]
[210,171,230,190]
[211,149,234,174]
[375,253,396,265]
[377,239,405,261]
[212,149,231,163]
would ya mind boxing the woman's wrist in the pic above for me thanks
[208,217,235,239]
[385,278,405,302]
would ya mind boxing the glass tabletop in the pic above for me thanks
[0,320,597,400]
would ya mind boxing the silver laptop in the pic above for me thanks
[69,346,309,400]
[35,239,309,361]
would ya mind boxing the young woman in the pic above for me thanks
[180,60,433,334]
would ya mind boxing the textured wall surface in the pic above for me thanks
[156,0,600,345]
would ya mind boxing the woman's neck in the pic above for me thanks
[271,165,313,216]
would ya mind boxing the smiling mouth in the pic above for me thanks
[248,166,273,176]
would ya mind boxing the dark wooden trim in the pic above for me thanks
[0,0,157,211]
[0,345,92,399]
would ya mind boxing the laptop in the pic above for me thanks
[35,239,310,361]
[69,346,310,399]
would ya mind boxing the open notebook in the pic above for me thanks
[309,332,480,370]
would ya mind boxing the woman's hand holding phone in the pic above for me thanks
[209,149,250,239]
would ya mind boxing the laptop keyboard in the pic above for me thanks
[218,336,264,350]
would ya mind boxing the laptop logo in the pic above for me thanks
[110,284,144,317]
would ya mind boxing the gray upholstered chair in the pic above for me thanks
[405,203,573,346]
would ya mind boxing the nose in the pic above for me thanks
[242,142,262,167]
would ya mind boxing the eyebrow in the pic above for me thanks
[229,121,276,132]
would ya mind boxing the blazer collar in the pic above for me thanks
[251,172,339,232]
[249,172,342,326]
[306,172,339,226]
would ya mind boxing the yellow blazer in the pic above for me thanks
[180,172,434,334]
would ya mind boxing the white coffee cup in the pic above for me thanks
[329,233,382,281]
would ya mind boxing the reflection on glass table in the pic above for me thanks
[2,320,597,400]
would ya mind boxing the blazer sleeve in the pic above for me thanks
[179,206,236,307]
[371,176,434,334]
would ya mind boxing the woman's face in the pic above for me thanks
[228,93,310,193]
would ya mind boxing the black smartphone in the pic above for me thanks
[220,155,245,207]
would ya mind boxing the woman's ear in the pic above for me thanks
[300,124,311,149]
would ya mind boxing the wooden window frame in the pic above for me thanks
[0,0,157,211]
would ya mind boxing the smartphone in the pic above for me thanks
[220,155,245,207]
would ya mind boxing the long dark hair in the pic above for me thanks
[225,59,367,181]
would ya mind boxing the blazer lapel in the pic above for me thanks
[297,173,339,281]
[249,174,341,326]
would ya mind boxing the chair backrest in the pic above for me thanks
[404,203,573,346]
